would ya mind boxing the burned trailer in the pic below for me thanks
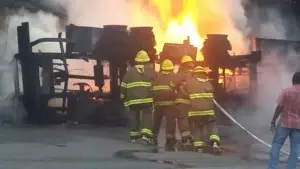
[160,35,262,103]
[159,36,198,65]
[201,34,262,102]
[15,22,157,125]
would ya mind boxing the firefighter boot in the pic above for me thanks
[195,147,204,153]
[193,141,205,153]
[141,135,154,145]
[178,137,193,151]
[129,131,141,143]
[212,142,222,155]
[129,136,141,143]
[165,138,177,151]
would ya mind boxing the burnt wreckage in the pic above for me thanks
[15,22,299,126]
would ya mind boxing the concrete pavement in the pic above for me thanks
[0,124,296,169]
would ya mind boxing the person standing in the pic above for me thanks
[120,50,156,144]
[184,66,221,154]
[169,55,194,149]
[267,71,300,169]
[152,59,177,150]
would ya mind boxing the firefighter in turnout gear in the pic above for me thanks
[169,55,194,148]
[152,59,177,150]
[185,66,221,154]
[120,50,156,144]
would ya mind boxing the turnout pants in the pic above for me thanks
[189,115,220,149]
[152,105,176,140]
[128,104,153,139]
[176,103,192,142]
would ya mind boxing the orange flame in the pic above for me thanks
[143,0,248,60]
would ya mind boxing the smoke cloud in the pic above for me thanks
[232,3,300,153]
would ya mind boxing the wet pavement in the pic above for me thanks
[0,124,297,169]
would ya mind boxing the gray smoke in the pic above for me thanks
[232,4,300,151]
[0,6,63,124]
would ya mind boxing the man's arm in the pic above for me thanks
[271,105,283,124]
[271,90,285,130]
[170,73,185,89]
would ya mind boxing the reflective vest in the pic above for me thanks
[120,65,156,107]
[185,77,215,117]
[169,68,193,105]
[152,71,176,106]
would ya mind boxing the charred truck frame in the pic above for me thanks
[16,21,263,125]
[15,22,157,125]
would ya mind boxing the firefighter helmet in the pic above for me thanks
[194,66,206,73]
[181,55,193,64]
[135,50,150,62]
[161,59,174,71]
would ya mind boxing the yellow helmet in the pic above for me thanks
[161,59,174,71]
[135,50,150,62]
[193,66,206,73]
[181,55,193,64]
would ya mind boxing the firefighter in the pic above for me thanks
[169,55,194,148]
[185,66,221,154]
[152,59,177,150]
[120,50,156,144]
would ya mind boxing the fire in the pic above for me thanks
[166,15,204,61]
[147,0,238,80]
[142,0,248,59]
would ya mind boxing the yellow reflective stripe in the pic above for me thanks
[209,135,220,142]
[121,82,127,88]
[141,128,153,136]
[120,94,125,99]
[181,131,191,137]
[161,71,172,74]
[126,82,151,88]
[193,141,205,147]
[154,101,175,106]
[197,78,209,82]
[175,99,191,104]
[152,85,172,91]
[189,93,213,99]
[135,65,144,68]
[188,110,214,116]
[124,98,153,107]
[130,131,140,136]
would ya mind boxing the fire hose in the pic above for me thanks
[213,99,291,157]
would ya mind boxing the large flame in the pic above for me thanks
[166,15,204,60]
[143,0,247,83]
[140,0,248,59]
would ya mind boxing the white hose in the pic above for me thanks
[213,99,291,157]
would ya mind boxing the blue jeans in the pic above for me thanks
[267,126,300,169]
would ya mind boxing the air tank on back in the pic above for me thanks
[129,27,157,66]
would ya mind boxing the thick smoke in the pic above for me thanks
[233,4,300,149]
[0,9,61,98]
[0,8,62,124]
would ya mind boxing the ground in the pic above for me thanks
[0,124,297,169]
